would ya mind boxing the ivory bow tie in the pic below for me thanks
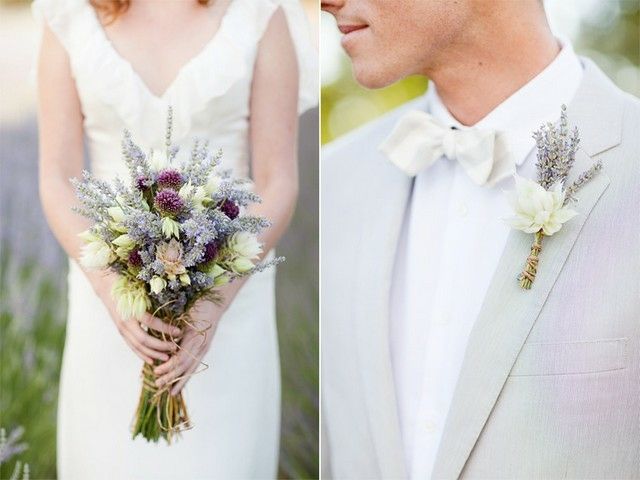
[379,110,514,186]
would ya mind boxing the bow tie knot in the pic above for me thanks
[379,110,514,187]
[442,127,462,161]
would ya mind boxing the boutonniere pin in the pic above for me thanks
[504,105,602,290]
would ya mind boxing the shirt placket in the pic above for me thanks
[410,161,468,478]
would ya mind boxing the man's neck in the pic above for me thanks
[426,13,560,126]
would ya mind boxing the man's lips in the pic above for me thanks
[338,24,368,35]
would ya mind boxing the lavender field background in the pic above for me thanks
[0,2,319,479]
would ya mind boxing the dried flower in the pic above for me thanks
[227,232,262,273]
[201,241,219,263]
[178,181,208,211]
[156,239,187,280]
[220,199,239,219]
[111,276,151,320]
[136,175,153,191]
[108,206,126,223]
[157,169,183,190]
[149,149,170,172]
[229,231,262,259]
[128,249,143,268]
[504,175,578,236]
[78,230,116,268]
[161,217,180,239]
[150,275,167,294]
[154,189,184,216]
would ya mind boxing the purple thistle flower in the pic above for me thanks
[128,249,143,267]
[157,169,183,190]
[220,199,239,219]
[201,241,219,263]
[135,175,153,191]
[154,189,184,216]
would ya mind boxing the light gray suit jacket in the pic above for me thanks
[321,59,640,479]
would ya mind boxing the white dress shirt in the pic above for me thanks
[389,38,584,478]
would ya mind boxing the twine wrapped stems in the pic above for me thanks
[131,325,191,444]
[518,230,544,289]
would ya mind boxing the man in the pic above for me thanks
[320,0,640,478]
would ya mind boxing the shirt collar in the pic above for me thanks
[426,36,584,167]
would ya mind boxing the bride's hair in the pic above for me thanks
[90,0,212,24]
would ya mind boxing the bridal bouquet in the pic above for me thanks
[71,108,282,443]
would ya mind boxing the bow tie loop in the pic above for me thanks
[379,110,514,187]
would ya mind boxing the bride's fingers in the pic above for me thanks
[154,335,207,387]
[171,360,199,396]
[131,323,177,352]
[140,313,182,337]
[123,335,154,364]
[124,325,169,361]
[154,354,178,376]
[155,358,186,388]
[138,343,170,362]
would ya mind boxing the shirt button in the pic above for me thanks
[458,202,469,217]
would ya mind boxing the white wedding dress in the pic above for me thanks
[30,0,317,478]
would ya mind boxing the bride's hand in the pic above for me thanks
[153,300,223,395]
[93,273,181,365]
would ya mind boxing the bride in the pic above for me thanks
[31,0,316,478]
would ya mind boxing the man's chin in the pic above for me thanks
[351,63,400,90]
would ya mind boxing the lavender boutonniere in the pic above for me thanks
[504,105,602,289]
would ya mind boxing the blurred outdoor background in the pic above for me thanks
[322,0,640,145]
[0,1,318,479]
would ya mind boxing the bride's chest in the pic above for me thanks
[69,15,258,150]
[75,70,254,151]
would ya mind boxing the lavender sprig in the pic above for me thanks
[511,105,603,289]
[533,104,580,190]
[563,159,603,205]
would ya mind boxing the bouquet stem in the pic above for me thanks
[519,230,545,290]
[132,329,190,443]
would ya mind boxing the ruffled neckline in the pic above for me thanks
[73,0,249,148]
[84,0,241,103]
[32,0,318,148]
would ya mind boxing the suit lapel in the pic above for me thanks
[431,59,622,479]
[352,158,413,479]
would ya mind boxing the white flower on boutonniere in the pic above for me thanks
[505,176,578,235]
[504,105,602,290]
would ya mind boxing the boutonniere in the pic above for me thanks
[504,105,602,290]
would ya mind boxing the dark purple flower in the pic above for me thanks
[154,189,184,216]
[220,200,239,219]
[156,169,183,190]
[201,241,219,263]
[128,249,143,267]
[135,175,153,191]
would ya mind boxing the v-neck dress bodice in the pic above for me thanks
[31,1,316,478]
[32,0,317,181]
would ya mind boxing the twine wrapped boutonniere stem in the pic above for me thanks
[505,105,602,289]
